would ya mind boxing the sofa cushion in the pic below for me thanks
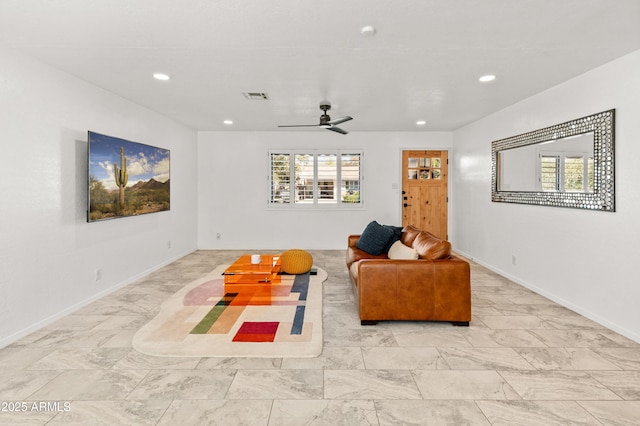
[412,231,451,260]
[388,240,419,260]
[401,225,422,247]
[356,221,395,255]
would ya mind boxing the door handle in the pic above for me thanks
[403,203,412,207]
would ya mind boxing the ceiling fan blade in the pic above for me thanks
[327,116,353,126]
[277,124,320,128]
[326,126,348,135]
[280,101,352,134]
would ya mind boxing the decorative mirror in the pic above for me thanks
[491,109,615,211]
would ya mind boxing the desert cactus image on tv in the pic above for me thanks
[87,131,170,222]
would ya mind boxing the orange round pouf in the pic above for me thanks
[280,249,313,275]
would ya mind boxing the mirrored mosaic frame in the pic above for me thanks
[491,109,615,212]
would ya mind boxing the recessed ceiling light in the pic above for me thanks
[360,25,376,36]
[479,74,496,82]
[153,73,171,81]
[416,120,427,126]
[223,120,233,125]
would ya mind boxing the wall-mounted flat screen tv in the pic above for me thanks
[87,131,170,222]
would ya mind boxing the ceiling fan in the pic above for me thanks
[278,101,353,134]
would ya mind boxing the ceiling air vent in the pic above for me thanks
[242,92,269,100]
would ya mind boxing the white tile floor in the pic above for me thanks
[1,250,639,425]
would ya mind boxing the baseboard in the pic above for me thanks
[0,249,195,349]
[456,249,640,344]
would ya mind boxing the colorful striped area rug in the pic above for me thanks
[132,264,326,357]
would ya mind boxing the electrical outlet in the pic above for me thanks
[95,268,102,281]
[216,233,221,240]
[167,240,171,249]
[512,255,517,265]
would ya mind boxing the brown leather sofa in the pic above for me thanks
[346,225,471,326]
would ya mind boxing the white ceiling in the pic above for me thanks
[2,0,640,132]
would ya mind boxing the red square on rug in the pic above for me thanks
[232,321,279,342]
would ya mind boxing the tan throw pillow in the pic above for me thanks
[388,240,419,260]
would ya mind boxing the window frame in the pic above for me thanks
[538,151,593,193]
[268,150,363,209]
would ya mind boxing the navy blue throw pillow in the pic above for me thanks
[383,225,404,252]
[356,221,395,255]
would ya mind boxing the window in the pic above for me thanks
[295,154,315,202]
[564,157,585,192]
[540,156,559,191]
[270,154,290,203]
[407,156,443,181]
[341,154,361,203]
[269,151,362,207]
[539,153,593,192]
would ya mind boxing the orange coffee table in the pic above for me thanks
[222,254,282,305]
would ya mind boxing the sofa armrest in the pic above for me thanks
[432,256,471,320]
[346,235,388,269]
[348,234,361,248]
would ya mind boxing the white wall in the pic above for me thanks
[198,131,452,249]
[452,49,640,342]
[0,49,198,346]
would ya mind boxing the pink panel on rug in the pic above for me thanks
[271,285,293,297]
[183,279,225,305]
[233,321,279,342]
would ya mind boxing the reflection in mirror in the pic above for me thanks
[498,132,594,192]
[491,109,614,211]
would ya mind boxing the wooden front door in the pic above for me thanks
[401,150,448,240]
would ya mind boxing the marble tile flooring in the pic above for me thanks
[1,250,640,425]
